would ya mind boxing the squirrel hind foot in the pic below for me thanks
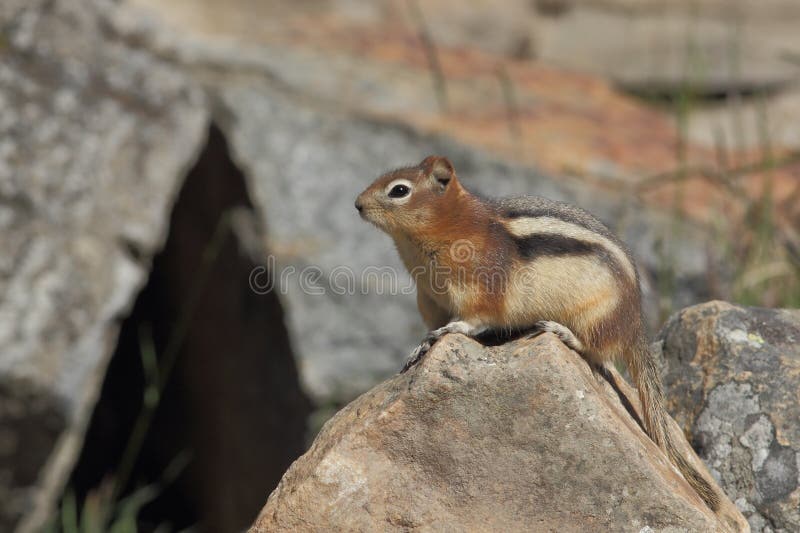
[528,320,586,353]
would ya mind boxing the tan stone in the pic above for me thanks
[252,333,748,532]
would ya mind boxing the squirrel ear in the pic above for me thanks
[420,156,455,190]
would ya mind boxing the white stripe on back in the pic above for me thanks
[504,216,636,281]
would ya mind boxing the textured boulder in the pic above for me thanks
[529,1,800,151]
[127,0,800,224]
[0,0,207,530]
[209,82,711,404]
[659,301,800,532]
[116,0,799,403]
[252,333,747,532]
[532,0,800,94]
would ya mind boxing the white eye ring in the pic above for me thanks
[385,179,413,204]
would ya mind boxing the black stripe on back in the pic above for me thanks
[504,209,552,220]
[512,233,597,260]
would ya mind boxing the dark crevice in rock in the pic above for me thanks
[0,378,67,532]
[67,124,311,532]
[596,364,646,433]
[117,236,147,264]
[690,434,708,459]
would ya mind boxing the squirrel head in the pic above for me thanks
[355,156,461,236]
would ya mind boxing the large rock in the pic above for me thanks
[207,81,711,404]
[111,1,799,408]
[0,0,208,530]
[659,301,800,532]
[251,333,747,532]
[533,1,800,95]
[65,125,312,532]
[126,0,800,96]
[529,0,800,152]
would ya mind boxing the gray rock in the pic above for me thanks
[207,79,711,405]
[0,0,208,530]
[535,2,800,95]
[533,1,800,150]
[659,301,800,532]
[251,333,748,532]
[110,0,730,405]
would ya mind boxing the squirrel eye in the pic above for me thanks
[388,184,410,199]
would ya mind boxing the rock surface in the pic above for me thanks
[0,0,207,530]
[121,16,720,402]
[252,333,748,532]
[2,0,794,529]
[208,81,710,403]
[66,125,312,532]
[108,0,799,404]
[659,301,800,532]
[532,0,800,94]
[126,0,800,224]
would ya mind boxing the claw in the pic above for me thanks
[525,320,585,353]
[400,320,485,373]
[401,338,433,373]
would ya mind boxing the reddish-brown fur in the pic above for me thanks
[357,157,510,325]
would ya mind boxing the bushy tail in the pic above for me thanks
[629,342,721,513]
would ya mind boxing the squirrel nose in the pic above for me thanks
[355,199,364,213]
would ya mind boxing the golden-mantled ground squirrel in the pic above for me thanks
[355,155,720,513]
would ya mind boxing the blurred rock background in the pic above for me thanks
[1,0,798,531]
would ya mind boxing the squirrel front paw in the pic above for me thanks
[400,321,485,373]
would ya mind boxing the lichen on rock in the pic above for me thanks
[660,301,800,532]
